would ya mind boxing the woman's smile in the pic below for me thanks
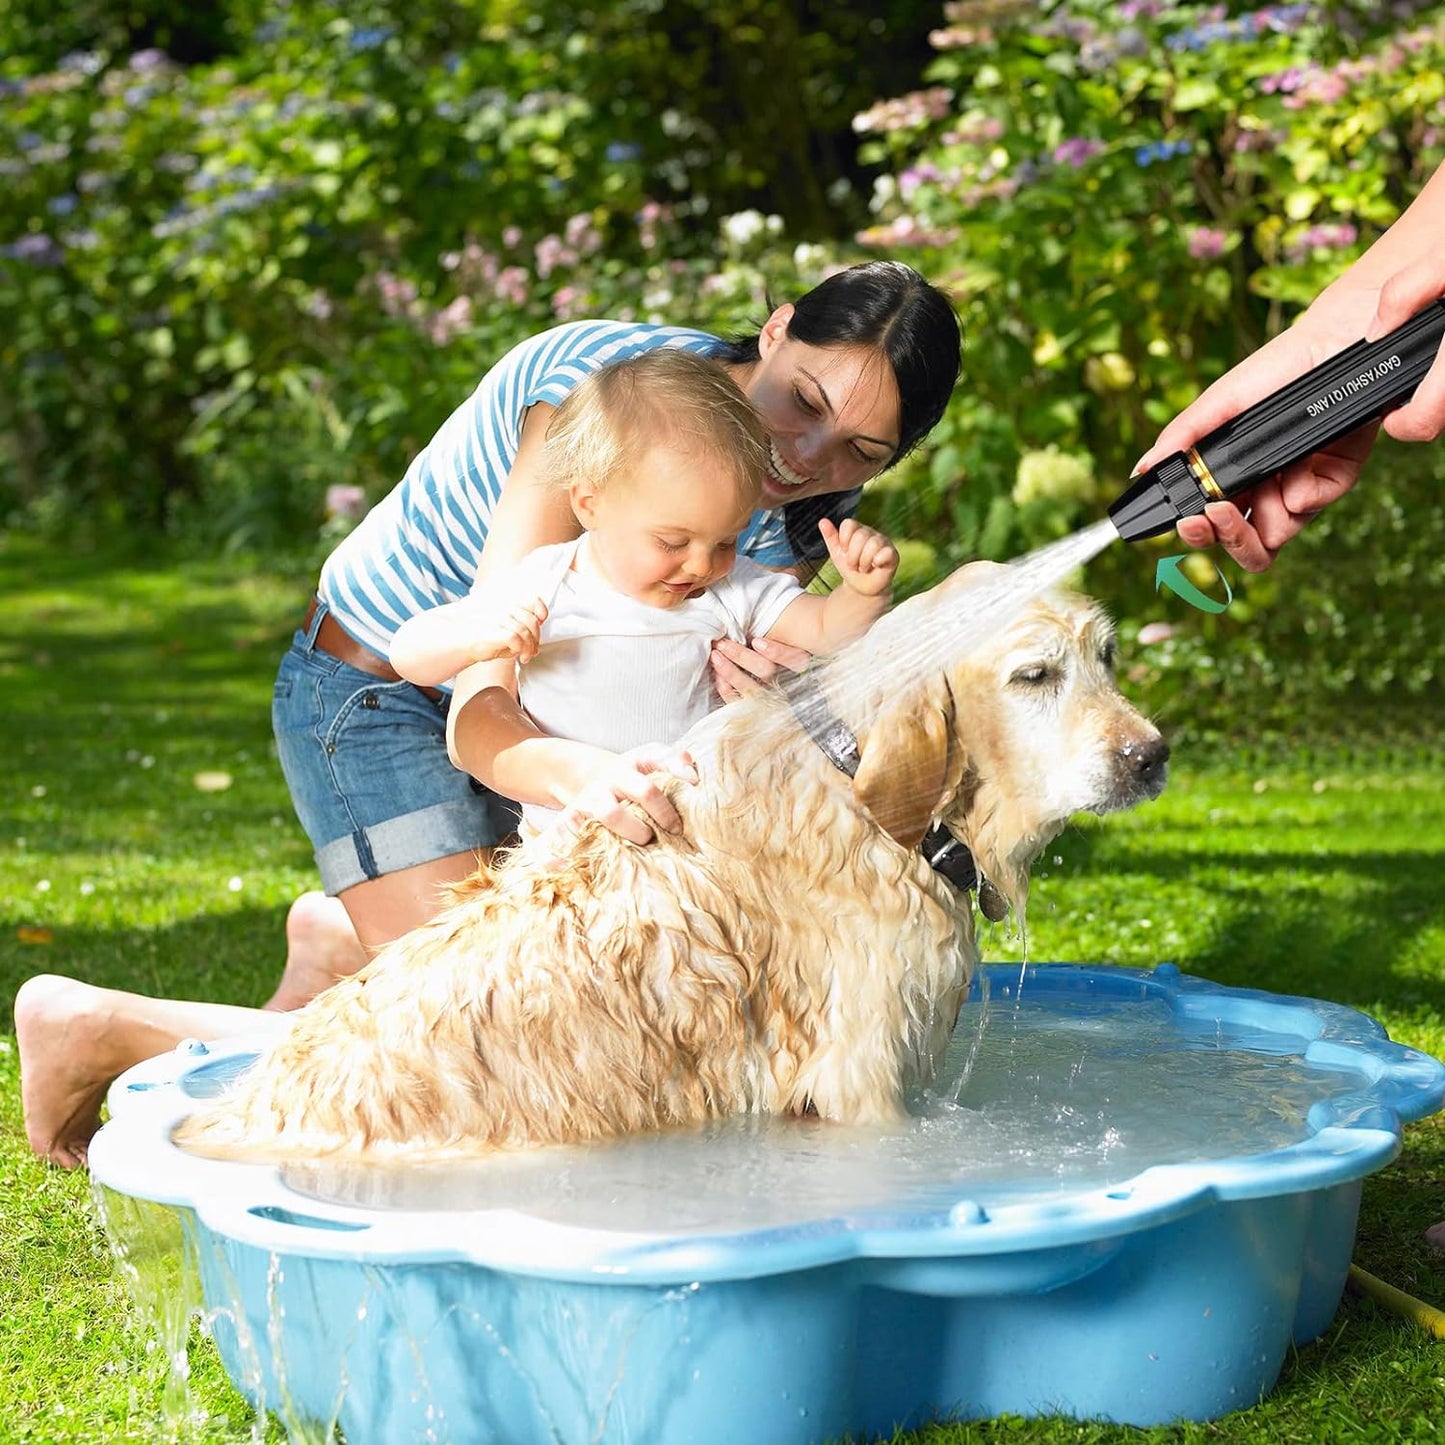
[766,440,816,495]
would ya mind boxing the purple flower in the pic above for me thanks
[1053,137,1103,167]
[1286,222,1358,262]
[1,234,64,266]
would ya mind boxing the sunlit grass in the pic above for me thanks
[2,533,1442,1444]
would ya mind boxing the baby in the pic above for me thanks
[390,347,898,829]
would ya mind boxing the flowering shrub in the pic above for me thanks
[0,7,685,543]
[841,0,1445,729]
[1,0,1440,730]
[854,0,1445,575]
[0,0,951,546]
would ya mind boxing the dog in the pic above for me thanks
[177,564,1168,1162]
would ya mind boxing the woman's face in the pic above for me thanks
[741,304,902,509]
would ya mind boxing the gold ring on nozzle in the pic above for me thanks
[1186,447,1223,501]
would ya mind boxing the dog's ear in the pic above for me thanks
[852,682,954,851]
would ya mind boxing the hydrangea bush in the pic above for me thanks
[2,0,1441,731]
[855,0,1445,564]
[850,0,1445,729]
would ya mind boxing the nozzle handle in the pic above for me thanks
[1195,298,1445,497]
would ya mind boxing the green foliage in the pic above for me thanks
[852,0,1445,713]
[858,0,1445,552]
[0,8,673,542]
[0,0,947,549]
[2,0,1442,719]
[2,535,1443,1440]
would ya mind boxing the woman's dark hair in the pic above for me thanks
[712,260,961,568]
[713,260,962,466]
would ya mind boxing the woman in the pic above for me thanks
[17,260,961,1168]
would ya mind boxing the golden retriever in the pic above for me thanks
[177,564,1167,1161]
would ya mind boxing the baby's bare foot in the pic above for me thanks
[16,975,120,1168]
[263,892,367,1012]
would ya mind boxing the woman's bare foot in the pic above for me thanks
[17,977,288,1169]
[1427,1220,1445,1253]
[262,891,369,1012]
[17,975,143,1169]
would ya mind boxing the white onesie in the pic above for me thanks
[490,537,803,827]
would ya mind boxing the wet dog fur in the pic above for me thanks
[177,565,1168,1162]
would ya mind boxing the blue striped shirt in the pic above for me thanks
[319,320,858,660]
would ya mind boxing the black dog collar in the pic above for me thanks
[784,673,1004,914]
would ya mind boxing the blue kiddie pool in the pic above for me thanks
[89,963,1445,1442]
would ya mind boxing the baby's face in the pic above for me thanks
[573,443,760,609]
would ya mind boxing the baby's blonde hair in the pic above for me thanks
[541,348,767,510]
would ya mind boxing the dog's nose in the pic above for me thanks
[1127,735,1170,781]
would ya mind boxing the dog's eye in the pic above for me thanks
[1099,641,1119,669]
[1010,664,1057,687]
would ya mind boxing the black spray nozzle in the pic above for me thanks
[1109,454,1207,543]
[1108,298,1445,543]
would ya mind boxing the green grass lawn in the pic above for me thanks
[2,533,1443,1444]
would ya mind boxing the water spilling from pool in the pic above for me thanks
[91,963,1445,1441]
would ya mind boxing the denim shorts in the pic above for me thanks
[272,603,520,895]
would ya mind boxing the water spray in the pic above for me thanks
[1109,300,1445,541]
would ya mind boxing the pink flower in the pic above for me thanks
[325,485,367,522]
[551,285,584,320]
[428,295,473,346]
[1187,226,1229,260]
[564,212,600,253]
[494,266,529,307]
[374,271,420,320]
[533,234,577,280]
[1286,223,1358,263]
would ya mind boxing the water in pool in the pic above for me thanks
[243,992,1362,1232]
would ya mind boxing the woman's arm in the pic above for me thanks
[444,402,577,774]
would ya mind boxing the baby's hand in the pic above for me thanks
[819,518,898,598]
[466,597,548,665]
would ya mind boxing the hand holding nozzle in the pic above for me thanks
[1110,298,1445,555]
